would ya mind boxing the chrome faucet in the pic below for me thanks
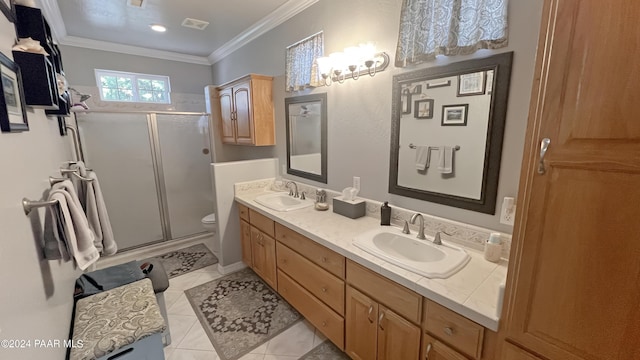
[285,181,299,198]
[409,213,426,240]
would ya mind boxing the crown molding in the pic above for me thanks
[61,36,212,65]
[207,0,319,64]
[37,0,319,66]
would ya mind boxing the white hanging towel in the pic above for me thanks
[70,161,88,208]
[414,146,430,170]
[48,188,100,270]
[85,170,117,255]
[437,146,453,174]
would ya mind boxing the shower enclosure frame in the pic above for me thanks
[70,110,215,250]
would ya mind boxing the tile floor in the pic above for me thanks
[162,263,328,360]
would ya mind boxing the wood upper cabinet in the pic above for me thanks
[216,74,275,146]
[503,1,640,360]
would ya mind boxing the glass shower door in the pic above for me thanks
[156,114,214,239]
[77,113,165,250]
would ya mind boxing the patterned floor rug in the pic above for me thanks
[299,340,350,360]
[185,268,301,360]
[152,244,218,278]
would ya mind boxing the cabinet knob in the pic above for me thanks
[321,257,328,263]
[443,327,454,336]
[425,343,432,359]
[367,305,374,323]
[321,287,327,293]
[322,321,327,327]
[378,312,385,330]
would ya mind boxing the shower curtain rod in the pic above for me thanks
[71,109,210,116]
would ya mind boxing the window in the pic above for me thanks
[395,0,508,67]
[95,69,171,103]
[285,31,324,92]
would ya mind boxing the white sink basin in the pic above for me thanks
[254,192,313,212]
[353,228,470,279]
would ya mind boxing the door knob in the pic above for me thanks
[538,138,551,174]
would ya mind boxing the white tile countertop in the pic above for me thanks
[234,179,508,331]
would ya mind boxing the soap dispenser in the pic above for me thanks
[380,202,391,226]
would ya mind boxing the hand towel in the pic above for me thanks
[43,199,70,261]
[48,189,99,270]
[415,146,430,171]
[437,146,453,174]
[85,170,117,255]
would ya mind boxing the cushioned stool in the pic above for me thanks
[69,279,166,360]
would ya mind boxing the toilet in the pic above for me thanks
[201,213,217,232]
[201,213,220,256]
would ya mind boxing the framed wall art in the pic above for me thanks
[457,71,485,96]
[441,104,468,126]
[414,99,434,119]
[0,51,29,132]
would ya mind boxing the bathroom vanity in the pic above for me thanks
[235,182,506,359]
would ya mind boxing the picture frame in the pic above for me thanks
[401,88,412,114]
[441,104,469,126]
[414,99,434,119]
[457,71,485,96]
[0,51,29,132]
[0,0,15,22]
[426,80,451,89]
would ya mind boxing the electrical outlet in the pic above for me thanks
[353,176,361,191]
[500,197,515,225]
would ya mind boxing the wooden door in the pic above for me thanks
[504,1,640,360]
[218,87,235,144]
[233,81,254,145]
[422,333,468,360]
[250,227,277,289]
[240,219,252,267]
[345,286,378,360]
[378,305,420,360]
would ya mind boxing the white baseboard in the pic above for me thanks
[217,261,247,275]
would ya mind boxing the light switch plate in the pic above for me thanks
[353,176,361,191]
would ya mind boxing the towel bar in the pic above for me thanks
[59,169,94,183]
[22,198,58,215]
[409,143,460,150]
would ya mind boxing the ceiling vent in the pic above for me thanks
[181,18,210,31]
[127,0,146,8]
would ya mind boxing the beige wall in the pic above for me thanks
[0,15,81,360]
[210,0,543,233]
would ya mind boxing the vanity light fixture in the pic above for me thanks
[150,24,167,32]
[315,42,390,86]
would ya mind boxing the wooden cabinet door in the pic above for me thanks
[345,286,378,360]
[422,333,468,360]
[504,1,640,360]
[218,87,235,144]
[378,305,420,360]
[240,219,252,267]
[500,342,542,360]
[250,227,276,289]
[233,81,254,145]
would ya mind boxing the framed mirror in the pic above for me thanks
[285,93,327,183]
[389,52,513,214]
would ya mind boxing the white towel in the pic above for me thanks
[70,161,88,208]
[437,146,453,174]
[48,188,100,270]
[415,146,430,171]
[85,171,117,255]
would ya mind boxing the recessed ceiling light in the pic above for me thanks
[150,24,167,32]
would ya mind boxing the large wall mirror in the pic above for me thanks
[285,93,327,183]
[389,52,513,214]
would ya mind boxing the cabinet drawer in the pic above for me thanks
[276,242,345,315]
[346,260,421,324]
[275,223,345,279]
[424,300,484,359]
[422,333,468,360]
[500,342,543,360]
[249,209,274,237]
[277,271,344,349]
[238,203,249,222]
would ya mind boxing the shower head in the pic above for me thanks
[68,88,92,103]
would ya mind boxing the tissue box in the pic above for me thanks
[333,196,366,219]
